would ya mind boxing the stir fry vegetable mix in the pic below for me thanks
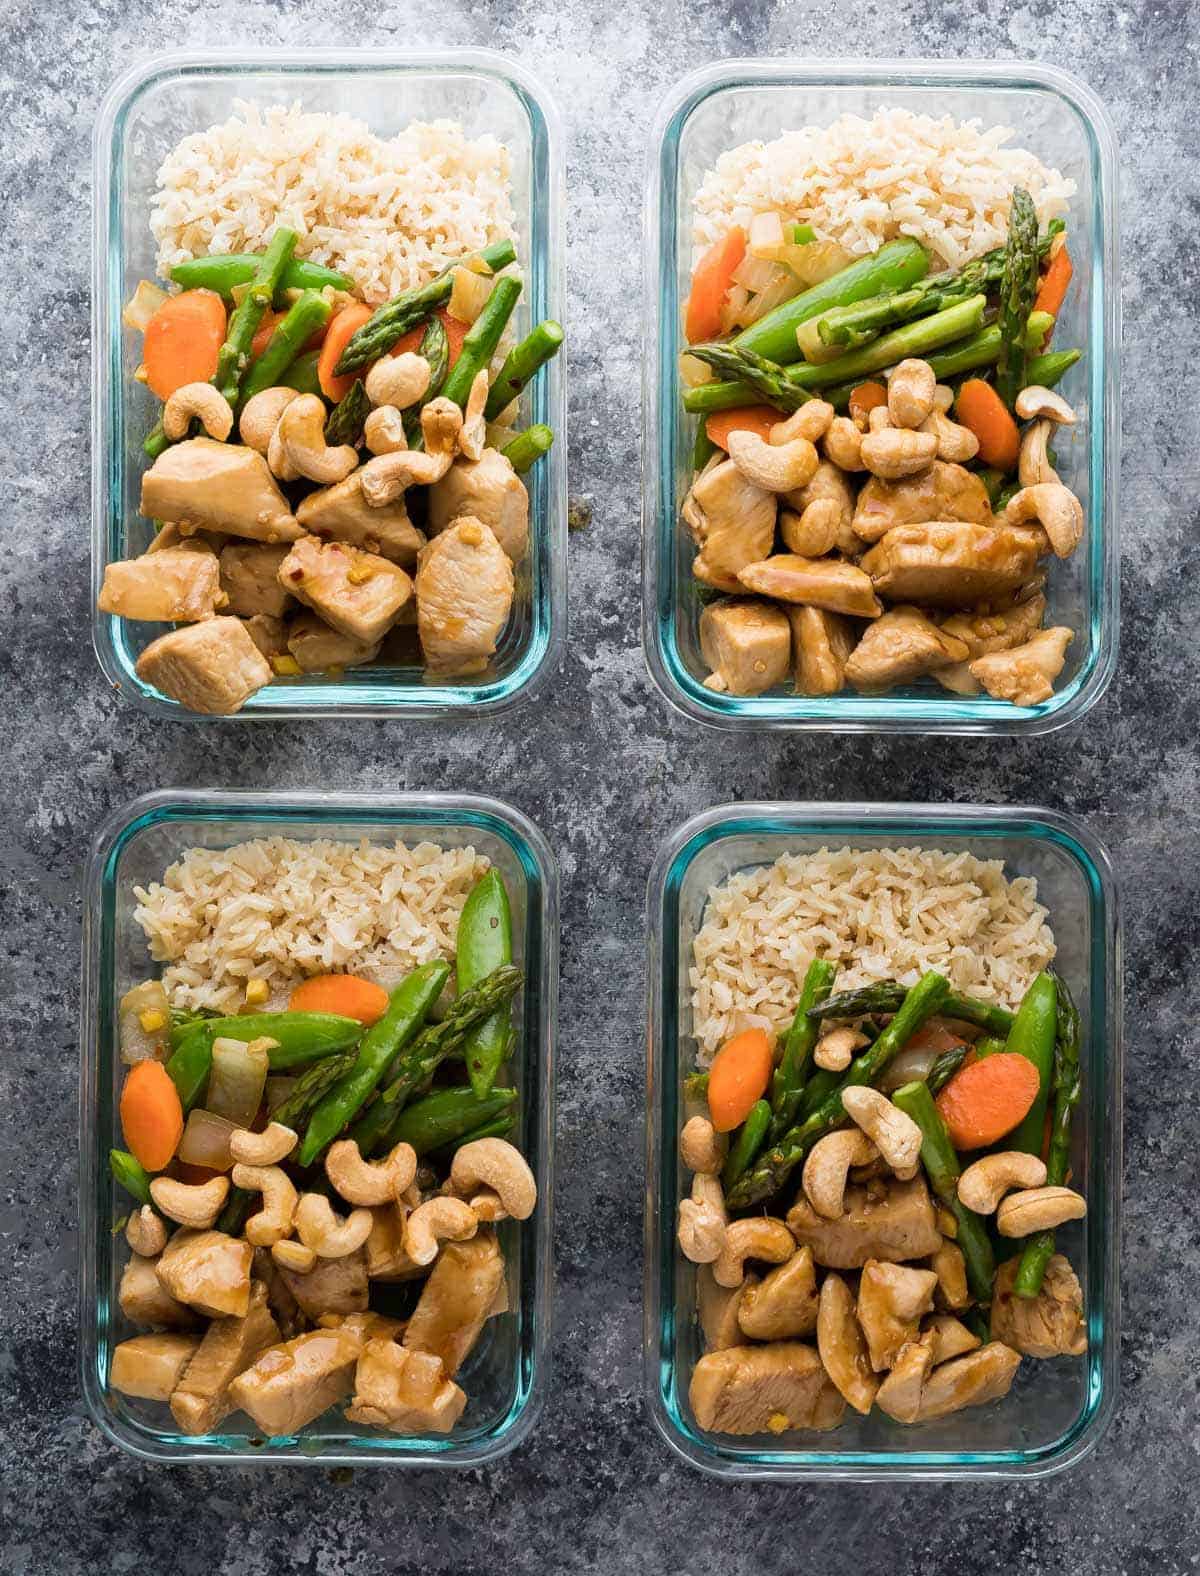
[679,189,1086,708]
[679,967,1089,1436]
[108,870,541,1441]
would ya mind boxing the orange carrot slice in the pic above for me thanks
[956,379,1021,472]
[685,228,747,345]
[1034,245,1073,327]
[317,302,373,401]
[388,307,469,368]
[288,973,390,1026]
[119,1060,185,1172]
[935,1052,1041,1150]
[142,289,227,400]
[705,405,779,449]
[707,1027,774,1133]
[848,381,888,423]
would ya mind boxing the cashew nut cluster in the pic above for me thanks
[839,1086,923,1180]
[232,1163,298,1248]
[403,1196,479,1267]
[360,399,462,502]
[813,1025,866,1073]
[771,400,833,445]
[325,1138,418,1207]
[886,359,937,429]
[449,1138,537,1220]
[957,1151,1048,1214]
[149,1174,230,1229]
[996,1185,1087,1238]
[364,351,431,411]
[727,429,819,493]
[269,394,359,485]
[802,1127,878,1220]
[680,1115,727,1175]
[677,1172,728,1264]
[363,405,409,456]
[238,387,300,454]
[859,427,939,480]
[294,1192,374,1259]
[163,381,234,442]
[1004,482,1084,559]
[822,416,866,470]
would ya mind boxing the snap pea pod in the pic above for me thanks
[169,1011,363,1066]
[892,1079,995,1303]
[1005,972,1059,1155]
[1024,347,1081,389]
[387,1086,517,1156]
[280,348,324,397]
[485,320,564,420]
[143,421,170,459]
[440,277,523,410]
[971,1036,1008,1060]
[214,227,297,406]
[806,981,1015,1038]
[426,1109,517,1165]
[110,1149,153,1206]
[239,290,333,408]
[692,422,718,471]
[456,870,514,1100]
[1015,975,1082,1298]
[170,253,354,302]
[294,961,451,1167]
[502,425,554,474]
[325,380,370,447]
[165,1035,214,1113]
[769,959,837,1140]
[722,1099,772,1190]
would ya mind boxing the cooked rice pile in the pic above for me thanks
[151,102,515,304]
[693,108,1075,270]
[134,836,491,1014]
[689,846,1055,1062]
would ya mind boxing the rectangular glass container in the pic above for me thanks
[80,789,557,1465]
[645,801,1120,1478]
[642,60,1119,733]
[92,49,565,720]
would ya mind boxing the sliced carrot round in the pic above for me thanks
[955,379,1020,472]
[119,1059,184,1172]
[317,302,373,401]
[685,227,747,344]
[934,1052,1040,1150]
[705,405,779,450]
[388,307,469,368]
[848,381,888,423]
[142,289,227,400]
[288,973,389,1025]
[707,1026,773,1133]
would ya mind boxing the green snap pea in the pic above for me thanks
[387,1086,518,1156]
[110,1149,153,1206]
[722,1099,772,1190]
[169,253,355,302]
[456,870,515,1099]
[165,1036,213,1113]
[169,1011,363,1068]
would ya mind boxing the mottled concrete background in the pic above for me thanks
[1,0,1195,1571]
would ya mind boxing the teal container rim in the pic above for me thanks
[643,801,1122,1480]
[79,789,558,1466]
[91,49,566,721]
[640,58,1120,735]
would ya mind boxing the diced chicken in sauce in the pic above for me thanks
[689,1343,846,1434]
[219,543,294,619]
[285,612,381,673]
[699,598,791,696]
[850,461,993,542]
[429,449,530,562]
[738,554,882,618]
[135,617,273,715]
[110,1333,201,1402]
[169,1281,280,1435]
[119,1253,198,1330]
[140,439,300,543]
[786,1177,942,1270]
[682,460,777,592]
[787,605,856,696]
[296,473,426,565]
[279,535,413,646]
[415,518,514,678]
[403,1233,505,1377]
[861,521,1044,606]
[844,605,969,691]
[98,546,225,622]
[228,1327,364,1437]
[154,1229,254,1319]
[345,1340,467,1434]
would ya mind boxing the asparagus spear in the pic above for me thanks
[926,1043,971,1096]
[722,1099,772,1190]
[324,380,370,447]
[996,188,1040,408]
[769,959,837,1140]
[239,291,333,409]
[805,981,1015,1037]
[1014,975,1082,1298]
[440,277,523,409]
[502,425,555,474]
[685,342,816,412]
[485,320,564,419]
[214,227,297,405]
[726,972,950,1208]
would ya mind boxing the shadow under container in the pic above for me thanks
[92,49,565,720]
[645,802,1120,1479]
[642,59,1119,733]
[81,790,557,1465]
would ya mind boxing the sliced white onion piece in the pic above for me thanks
[177,1108,238,1171]
[206,1037,270,1127]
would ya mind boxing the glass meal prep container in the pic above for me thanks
[641,59,1120,734]
[644,801,1121,1479]
[91,49,565,721]
[80,789,557,1466]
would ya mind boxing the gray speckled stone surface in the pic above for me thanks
[0,1,1194,1570]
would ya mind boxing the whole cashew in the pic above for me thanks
[802,1127,878,1220]
[231,1163,299,1248]
[360,403,459,503]
[364,352,431,411]
[325,1139,418,1207]
[238,387,300,454]
[932,384,954,412]
[162,381,233,442]
[467,1186,508,1224]
[1015,385,1077,425]
[1003,482,1084,559]
[996,1185,1087,1238]
[677,1173,728,1264]
[813,1025,867,1073]
[125,1205,167,1257]
[229,1121,297,1166]
[867,404,894,433]
[771,400,834,445]
[859,428,938,479]
[780,497,840,557]
[887,359,937,429]
[271,394,359,485]
[1018,418,1061,487]
[149,1174,229,1229]
[271,1239,316,1274]
[840,1086,923,1180]
[823,416,866,471]
[727,430,819,493]
[403,1196,479,1267]
[921,408,980,464]
[459,368,490,462]
[957,1151,1048,1214]
[680,1115,727,1176]
[421,397,466,458]
[294,1192,374,1258]
[364,406,409,456]
[448,1138,537,1220]
[713,1217,795,1289]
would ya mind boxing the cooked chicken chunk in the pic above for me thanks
[415,518,515,678]
[856,1260,938,1371]
[682,460,777,592]
[275,1246,369,1321]
[242,614,288,661]
[785,461,859,557]
[279,535,413,646]
[698,1266,752,1352]
[991,1253,1087,1358]
[940,589,1047,659]
[851,460,993,543]
[816,1272,879,1414]
[170,1281,281,1436]
[874,1333,935,1424]
[219,543,294,618]
[931,1240,970,1311]
[737,1246,819,1340]
[915,1341,1021,1421]
[98,547,224,622]
[403,1232,505,1377]
[296,472,426,564]
[119,1253,198,1330]
[689,1343,845,1435]
[925,1313,982,1366]
[861,521,1044,606]
[252,1247,305,1340]
[970,627,1073,706]
[228,1327,363,1436]
[844,605,970,692]
[285,612,381,673]
[155,1229,254,1318]
[136,617,272,714]
[788,605,856,697]
[365,1207,425,1281]
[141,439,300,543]
[110,1333,201,1402]
[345,1340,467,1434]
[699,598,791,696]
[738,555,882,618]
[786,1176,942,1269]
[429,449,530,562]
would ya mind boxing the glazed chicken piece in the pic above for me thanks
[154,1229,255,1319]
[169,1281,281,1436]
[698,1266,752,1352]
[970,626,1073,706]
[428,449,530,562]
[873,1333,935,1424]
[365,1207,425,1282]
[279,535,413,646]
[241,614,288,661]
[98,546,224,622]
[415,518,515,678]
[861,521,1044,606]
[699,598,791,696]
[915,1342,1022,1421]
[682,460,777,592]
[140,439,300,543]
[856,1260,938,1371]
[403,1232,505,1377]
[296,472,426,565]
[991,1253,1087,1358]
[285,612,381,673]
[940,588,1047,659]
[118,1253,198,1330]
[219,543,294,618]
[689,1343,846,1435]
[787,605,856,697]
[110,1334,201,1402]
[786,1176,942,1269]
[252,1247,305,1341]
[135,618,273,715]
[851,460,993,542]
[844,605,970,692]
[274,1247,369,1321]
[345,1340,467,1434]
[228,1327,364,1436]
[736,1247,819,1341]
[785,460,860,557]
[737,555,882,618]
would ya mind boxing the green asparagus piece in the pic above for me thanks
[387,1086,518,1156]
[722,1099,773,1190]
[806,982,1015,1038]
[334,239,517,373]
[440,277,523,409]
[485,320,564,419]
[324,379,370,447]
[1006,973,1059,1155]
[110,1149,154,1207]
[996,188,1040,408]
[926,1043,971,1096]
[892,1079,995,1302]
[502,425,555,474]
[419,315,450,403]
[214,227,297,405]
[271,1048,360,1131]
[726,972,950,1207]
[692,422,718,471]
[685,342,816,412]
[1014,975,1082,1298]
[239,290,333,408]
[769,959,837,1139]
[797,1066,847,1120]
[280,347,324,397]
